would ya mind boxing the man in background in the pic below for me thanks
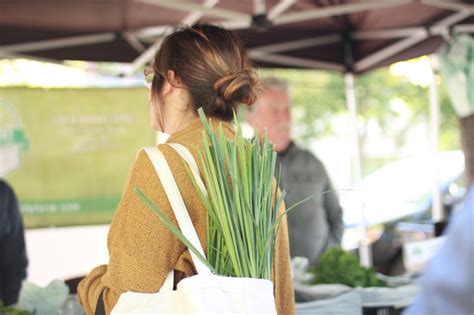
[247,78,344,266]
[0,179,28,305]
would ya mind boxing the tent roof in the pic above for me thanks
[1,0,473,74]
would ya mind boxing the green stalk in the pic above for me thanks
[134,107,312,280]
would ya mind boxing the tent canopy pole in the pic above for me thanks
[345,72,372,267]
[429,57,443,223]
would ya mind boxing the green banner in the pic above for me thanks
[1,87,155,228]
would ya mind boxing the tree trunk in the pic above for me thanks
[459,114,474,189]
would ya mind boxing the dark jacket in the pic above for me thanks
[0,180,28,306]
[277,142,344,266]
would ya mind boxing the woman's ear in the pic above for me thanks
[161,70,184,97]
[166,70,184,87]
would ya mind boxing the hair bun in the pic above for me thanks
[213,69,259,106]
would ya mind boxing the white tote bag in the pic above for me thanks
[111,145,277,315]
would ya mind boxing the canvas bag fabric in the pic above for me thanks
[111,144,277,314]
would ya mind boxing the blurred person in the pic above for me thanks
[0,179,28,306]
[403,184,474,315]
[78,25,295,315]
[247,78,344,266]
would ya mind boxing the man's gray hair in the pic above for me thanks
[260,77,289,92]
[249,77,289,111]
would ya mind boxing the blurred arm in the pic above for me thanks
[323,174,344,247]
[403,186,474,315]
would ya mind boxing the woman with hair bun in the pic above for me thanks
[78,24,294,315]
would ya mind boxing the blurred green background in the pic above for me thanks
[1,87,154,228]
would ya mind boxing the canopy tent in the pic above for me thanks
[1,0,473,74]
[2,0,473,266]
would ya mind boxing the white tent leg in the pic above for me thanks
[429,57,443,223]
[345,72,372,267]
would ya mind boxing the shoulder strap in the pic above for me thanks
[166,143,208,197]
[142,146,212,277]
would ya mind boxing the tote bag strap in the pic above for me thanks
[143,147,212,279]
[166,143,208,197]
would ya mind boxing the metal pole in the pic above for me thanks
[429,57,443,222]
[345,72,372,267]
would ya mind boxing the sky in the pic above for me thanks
[389,56,435,87]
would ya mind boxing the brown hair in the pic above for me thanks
[151,24,259,121]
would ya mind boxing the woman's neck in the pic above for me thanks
[164,110,199,135]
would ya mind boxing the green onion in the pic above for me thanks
[135,108,312,280]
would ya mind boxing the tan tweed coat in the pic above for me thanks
[77,119,295,315]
